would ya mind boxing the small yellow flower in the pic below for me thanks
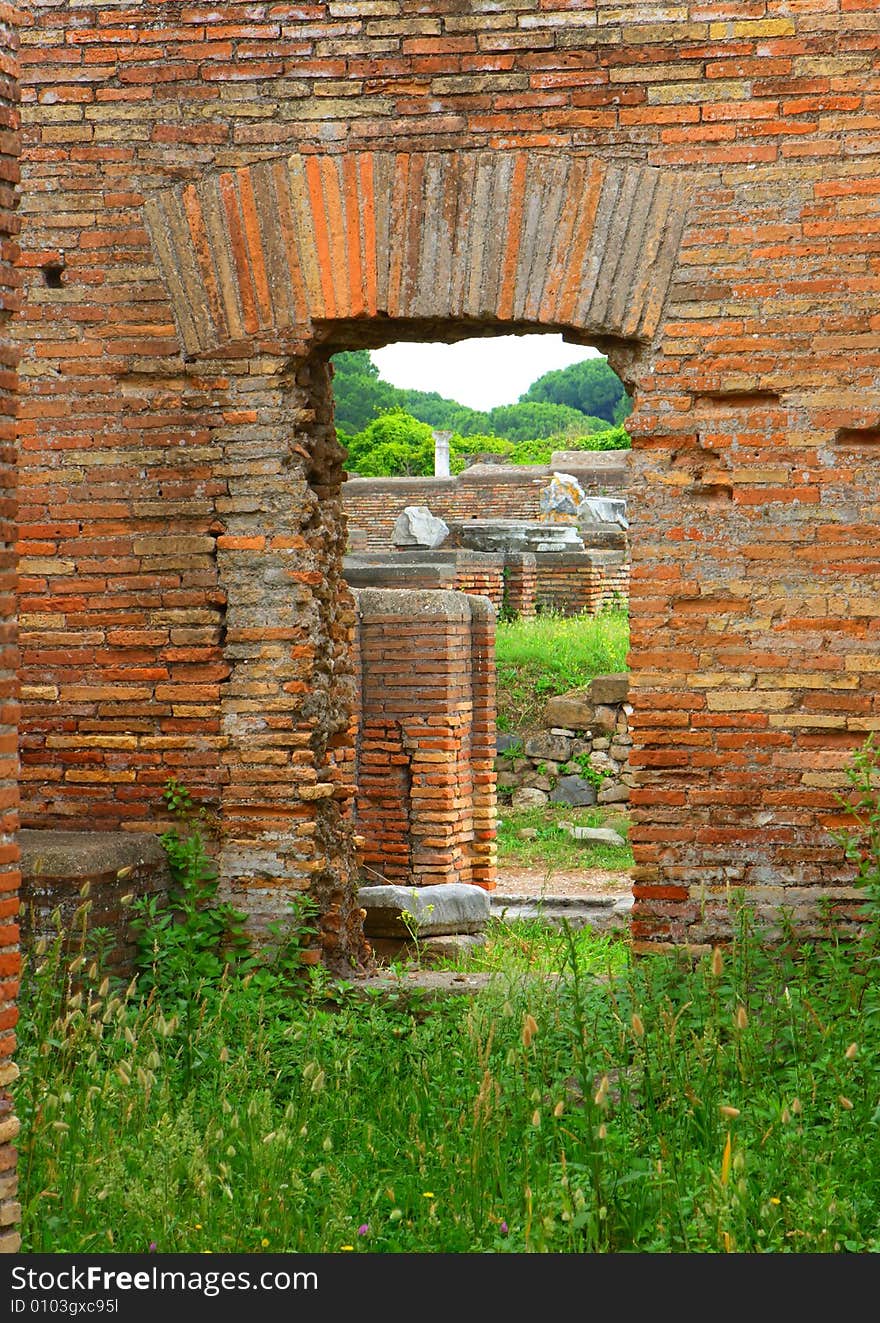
[261,1238,269,1248]
[340,1245,354,1251]
[194,1223,202,1230]
[769,1197,781,1206]
[422,1191,434,1199]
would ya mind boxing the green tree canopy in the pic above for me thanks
[332,345,633,476]
[331,350,399,433]
[341,409,436,477]
[520,356,631,425]
[485,400,603,443]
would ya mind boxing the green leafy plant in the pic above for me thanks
[835,736,880,941]
[129,780,253,1007]
[573,752,607,791]
[399,889,435,969]
[495,607,629,731]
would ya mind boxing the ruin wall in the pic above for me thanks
[13,0,880,955]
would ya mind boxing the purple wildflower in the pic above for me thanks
[148,1242,158,1253]
[499,1222,508,1236]
[357,1224,369,1236]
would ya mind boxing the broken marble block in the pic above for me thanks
[539,471,586,519]
[577,496,629,529]
[392,506,450,549]
[358,882,490,938]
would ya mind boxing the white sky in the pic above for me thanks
[371,334,600,411]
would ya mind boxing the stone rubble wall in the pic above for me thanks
[498,675,634,810]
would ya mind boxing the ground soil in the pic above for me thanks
[493,865,631,898]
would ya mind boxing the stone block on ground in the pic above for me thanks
[392,506,450,549]
[543,691,595,729]
[563,825,627,847]
[549,776,598,807]
[358,882,490,938]
[589,673,629,705]
[512,786,549,809]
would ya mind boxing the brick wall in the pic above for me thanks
[0,0,18,1254]
[13,0,879,955]
[353,588,496,892]
[532,551,630,616]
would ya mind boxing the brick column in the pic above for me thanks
[353,588,496,891]
[468,595,497,891]
[503,553,536,619]
[534,552,601,615]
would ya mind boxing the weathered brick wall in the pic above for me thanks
[14,0,880,954]
[353,589,496,891]
[533,552,601,616]
[344,458,627,549]
[533,550,631,616]
[504,553,537,619]
[0,0,18,1253]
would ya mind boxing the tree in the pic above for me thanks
[331,350,399,433]
[520,356,631,425]
[342,409,436,477]
[486,400,603,443]
[395,388,493,437]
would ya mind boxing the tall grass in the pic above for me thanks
[16,902,880,1254]
[495,607,629,731]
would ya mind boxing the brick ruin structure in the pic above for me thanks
[14,0,879,964]
[0,0,870,1253]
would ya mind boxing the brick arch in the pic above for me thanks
[144,150,688,357]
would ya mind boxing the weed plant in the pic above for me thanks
[15,913,880,1251]
[15,746,880,1254]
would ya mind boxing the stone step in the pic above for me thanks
[490,892,632,931]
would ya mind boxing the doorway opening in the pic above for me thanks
[330,331,635,909]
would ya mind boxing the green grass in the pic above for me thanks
[17,898,880,1254]
[495,607,629,732]
[497,804,633,872]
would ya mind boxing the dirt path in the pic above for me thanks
[494,866,632,898]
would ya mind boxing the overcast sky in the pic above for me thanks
[371,334,600,411]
